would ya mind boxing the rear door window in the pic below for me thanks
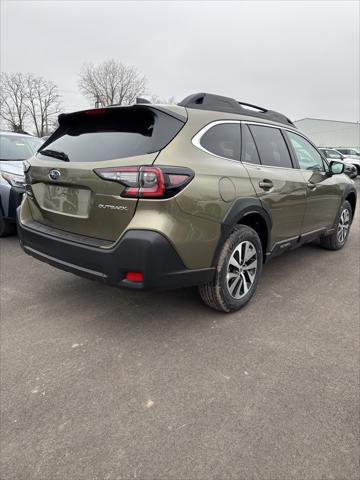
[38,107,184,162]
[249,125,293,168]
[242,125,260,165]
[200,123,241,161]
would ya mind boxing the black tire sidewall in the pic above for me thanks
[216,226,263,311]
[334,200,352,248]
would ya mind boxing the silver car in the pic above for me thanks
[319,147,360,177]
[336,147,360,159]
[0,132,43,236]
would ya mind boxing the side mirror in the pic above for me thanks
[329,161,344,175]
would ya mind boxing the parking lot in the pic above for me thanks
[1,180,359,480]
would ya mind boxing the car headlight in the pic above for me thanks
[0,171,26,187]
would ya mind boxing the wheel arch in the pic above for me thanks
[212,197,272,265]
[345,191,356,221]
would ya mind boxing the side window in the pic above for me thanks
[242,125,260,165]
[200,123,240,161]
[249,125,293,168]
[287,131,325,172]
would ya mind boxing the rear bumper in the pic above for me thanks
[17,213,214,290]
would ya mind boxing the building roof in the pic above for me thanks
[295,118,359,125]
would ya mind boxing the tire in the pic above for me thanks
[320,200,352,250]
[0,212,16,237]
[199,225,263,312]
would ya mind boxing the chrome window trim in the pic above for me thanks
[192,118,327,172]
[242,121,296,170]
[241,120,297,133]
[191,120,241,162]
[242,120,322,152]
[241,161,297,172]
[244,121,329,172]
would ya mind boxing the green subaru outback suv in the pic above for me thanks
[18,93,356,312]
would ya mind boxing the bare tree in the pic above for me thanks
[78,59,147,107]
[149,95,177,105]
[0,73,28,132]
[0,72,61,135]
[25,75,61,137]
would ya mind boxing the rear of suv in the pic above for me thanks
[18,93,357,312]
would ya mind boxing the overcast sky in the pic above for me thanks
[1,0,359,121]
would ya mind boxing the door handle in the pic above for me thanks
[307,182,317,190]
[259,179,273,190]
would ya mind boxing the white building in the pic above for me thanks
[294,118,360,148]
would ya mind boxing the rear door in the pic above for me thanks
[242,124,307,249]
[285,131,341,232]
[25,107,184,241]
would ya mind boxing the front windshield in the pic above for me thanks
[0,134,43,161]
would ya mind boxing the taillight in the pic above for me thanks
[139,167,165,198]
[94,166,194,199]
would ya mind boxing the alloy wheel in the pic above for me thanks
[226,241,257,299]
[337,208,350,243]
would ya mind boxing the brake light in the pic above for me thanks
[94,166,194,199]
[85,108,108,115]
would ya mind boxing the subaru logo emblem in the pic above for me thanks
[49,169,61,181]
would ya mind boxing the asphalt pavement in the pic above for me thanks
[1,181,359,480]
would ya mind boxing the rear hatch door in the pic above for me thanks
[26,106,185,242]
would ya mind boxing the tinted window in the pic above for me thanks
[242,125,260,164]
[287,131,325,172]
[249,125,292,168]
[200,123,240,160]
[38,108,183,163]
[0,135,43,161]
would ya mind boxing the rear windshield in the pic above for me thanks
[0,134,43,161]
[38,107,184,163]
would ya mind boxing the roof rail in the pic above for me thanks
[178,92,295,127]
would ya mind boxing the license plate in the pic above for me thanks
[41,184,91,218]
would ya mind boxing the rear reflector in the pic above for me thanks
[125,272,144,283]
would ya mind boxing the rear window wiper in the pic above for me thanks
[39,149,70,162]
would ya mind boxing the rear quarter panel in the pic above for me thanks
[146,110,257,268]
